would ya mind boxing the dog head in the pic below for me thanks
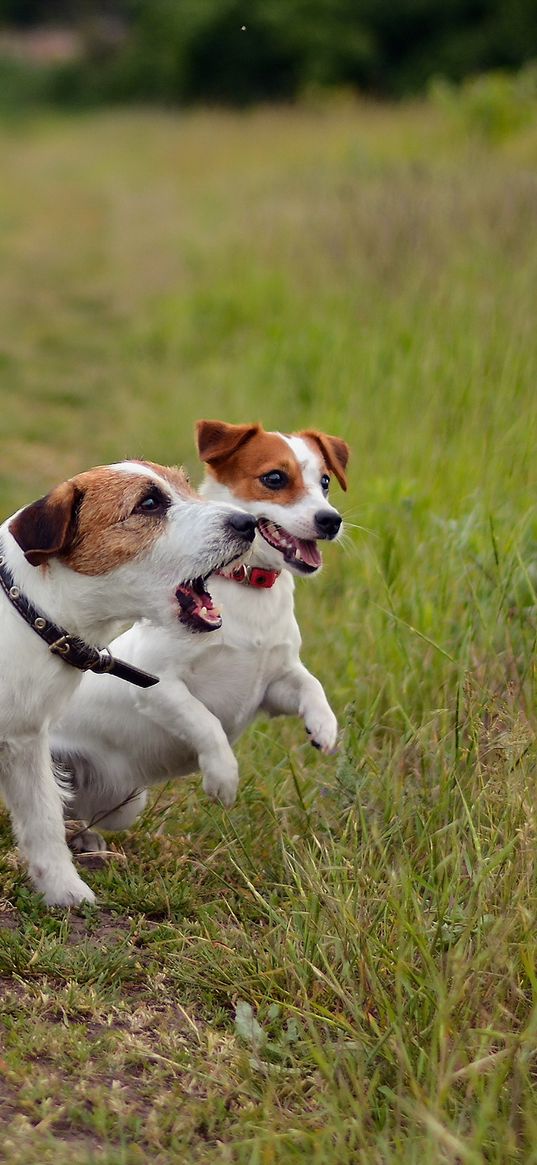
[196,420,348,576]
[9,461,256,634]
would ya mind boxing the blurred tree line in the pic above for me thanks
[0,0,536,104]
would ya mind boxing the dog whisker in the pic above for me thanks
[342,521,379,537]
[338,534,363,561]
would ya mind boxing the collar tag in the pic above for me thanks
[216,565,280,589]
[249,567,279,588]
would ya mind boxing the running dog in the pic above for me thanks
[0,459,256,904]
[51,424,348,839]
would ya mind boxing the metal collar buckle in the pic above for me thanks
[50,634,72,657]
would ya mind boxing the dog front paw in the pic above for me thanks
[201,752,239,808]
[66,821,107,855]
[304,704,338,754]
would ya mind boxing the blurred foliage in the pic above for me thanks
[0,0,537,106]
[431,63,537,141]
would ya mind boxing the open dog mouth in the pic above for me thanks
[257,518,322,574]
[176,577,222,632]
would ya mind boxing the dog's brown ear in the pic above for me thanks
[9,481,82,567]
[301,430,349,491]
[196,420,260,465]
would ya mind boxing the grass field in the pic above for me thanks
[2,98,537,1163]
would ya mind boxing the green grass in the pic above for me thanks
[2,99,537,1162]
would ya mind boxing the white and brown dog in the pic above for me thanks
[0,459,256,905]
[50,423,349,843]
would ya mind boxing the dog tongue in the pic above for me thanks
[295,539,322,569]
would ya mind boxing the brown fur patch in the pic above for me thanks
[198,423,307,504]
[132,461,195,498]
[299,430,349,491]
[58,466,179,576]
[196,421,260,466]
[197,419,349,498]
[11,464,192,576]
[10,480,83,567]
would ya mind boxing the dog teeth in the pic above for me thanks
[200,606,208,616]
[260,519,301,556]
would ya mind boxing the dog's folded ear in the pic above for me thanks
[9,481,83,567]
[196,420,260,465]
[301,431,349,492]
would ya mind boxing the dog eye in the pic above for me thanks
[260,470,288,491]
[134,488,170,515]
[321,474,330,493]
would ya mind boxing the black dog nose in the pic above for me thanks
[314,510,342,539]
[227,512,257,542]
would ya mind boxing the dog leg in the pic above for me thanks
[135,679,239,807]
[0,734,96,906]
[87,788,148,831]
[263,666,338,754]
[55,752,146,835]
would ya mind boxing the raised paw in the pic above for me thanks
[304,704,338,755]
[201,753,239,808]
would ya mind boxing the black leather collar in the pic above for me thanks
[0,546,159,689]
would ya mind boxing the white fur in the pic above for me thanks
[0,463,253,906]
[50,441,340,834]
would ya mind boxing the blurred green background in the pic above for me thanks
[1,0,537,109]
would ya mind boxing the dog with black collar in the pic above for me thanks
[0,459,256,905]
[50,423,349,840]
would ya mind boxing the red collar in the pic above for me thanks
[216,564,280,589]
